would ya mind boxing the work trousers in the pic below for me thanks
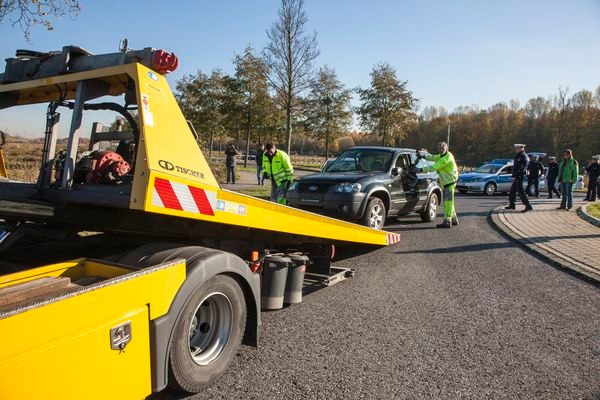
[560,182,574,209]
[547,177,560,198]
[509,178,530,207]
[442,183,457,221]
[270,182,287,204]
[256,165,264,185]
[526,176,540,196]
[586,176,598,201]
[226,166,235,184]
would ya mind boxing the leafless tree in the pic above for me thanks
[264,0,319,154]
[0,0,81,41]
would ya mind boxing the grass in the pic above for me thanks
[237,186,270,200]
[587,203,600,219]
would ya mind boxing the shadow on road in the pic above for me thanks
[395,241,515,254]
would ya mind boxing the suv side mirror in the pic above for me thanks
[391,167,401,177]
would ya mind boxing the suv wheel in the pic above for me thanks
[420,193,438,222]
[484,182,497,196]
[362,197,386,230]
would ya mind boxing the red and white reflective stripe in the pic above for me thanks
[152,177,216,216]
[386,233,401,245]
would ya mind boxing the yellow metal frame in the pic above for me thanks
[0,258,186,400]
[0,62,399,246]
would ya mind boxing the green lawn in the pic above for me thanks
[587,203,600,219]
[237,186,271,200]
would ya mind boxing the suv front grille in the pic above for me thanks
[298,183,330,193]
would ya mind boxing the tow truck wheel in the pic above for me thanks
[168,274,246,393]
[484,182,497,196]
[363,197,386,229]
[419,193,438,222]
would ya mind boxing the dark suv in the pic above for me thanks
[286,146,442,229]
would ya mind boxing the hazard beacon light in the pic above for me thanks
[151,50,179,74]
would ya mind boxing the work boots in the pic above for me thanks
[504,204,516,210]
[451,217,459,226]
[436,220,452,229]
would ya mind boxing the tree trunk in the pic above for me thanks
[285,105,292,154]
[245,112,251,168]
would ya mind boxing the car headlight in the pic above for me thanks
[289,181,298,191]
[335,182,362,193]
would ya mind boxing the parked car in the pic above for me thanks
[241,150,256,161]
[458,161,585,196]
[286,146,441,229]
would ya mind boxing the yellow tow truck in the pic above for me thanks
[0,45,400,399]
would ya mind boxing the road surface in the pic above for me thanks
[156,194,600,400]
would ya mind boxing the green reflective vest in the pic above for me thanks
[262,150,294,186]
[423,151,458,187]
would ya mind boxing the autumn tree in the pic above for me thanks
[303,66,352,159]
[356,63,417,146]
[176,69,228,156]
[0,0,81,41]
[232,47,275,166]
[264,0,319,154]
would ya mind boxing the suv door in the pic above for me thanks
[388,153,407,215]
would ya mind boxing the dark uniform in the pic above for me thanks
[507,149,532,210]
[546,160,561,199]
[585,161,600,201]
[525,157,544,197]
[225,144,238,184]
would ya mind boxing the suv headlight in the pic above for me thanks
[335,182,362,193]
[289,181,298,191]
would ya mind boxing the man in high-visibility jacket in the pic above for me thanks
[418,142,459,228]
[262,143,294,204]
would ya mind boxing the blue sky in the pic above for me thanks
[2,0,600,136]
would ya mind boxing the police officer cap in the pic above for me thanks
[593,155,600,160]
[549,156,556,160]
[513,143,525,148]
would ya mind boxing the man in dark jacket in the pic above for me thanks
[256,144,265,185]
[525,155,544,197]
[546,156,561,199]
[225,143,238,184]
[585,155,600,201]
[505,144,533,212]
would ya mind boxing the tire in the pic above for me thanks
[483,182,497,196]
[458,189,467,194]
[362,197,386,229]
[168,274,246,393]
[420,193,438,222]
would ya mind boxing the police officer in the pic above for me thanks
[418,142,459,228]
[546,156,561,199]
[525,155,544,197]
[584,155,600,201]
[262,143,294,204]
[505,144,533,212]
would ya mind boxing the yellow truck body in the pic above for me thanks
[0,45,400,397]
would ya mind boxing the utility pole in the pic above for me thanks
[447,122,451,147]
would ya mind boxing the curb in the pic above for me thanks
[577,203,600,227]
[488,206,599,283]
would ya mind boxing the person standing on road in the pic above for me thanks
[584,155,600,201]
[557,149,579,211]
[256,144,265,185]
[525,155,544,198]
[418,141,459,228]
[262,143,294,204]
[505,144,533,213]
[225,143,238,184]
[546,156,561,199]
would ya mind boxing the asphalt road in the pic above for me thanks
[156,194,600,400]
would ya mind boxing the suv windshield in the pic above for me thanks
[473,164,502,174]
[325,149,393,173]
